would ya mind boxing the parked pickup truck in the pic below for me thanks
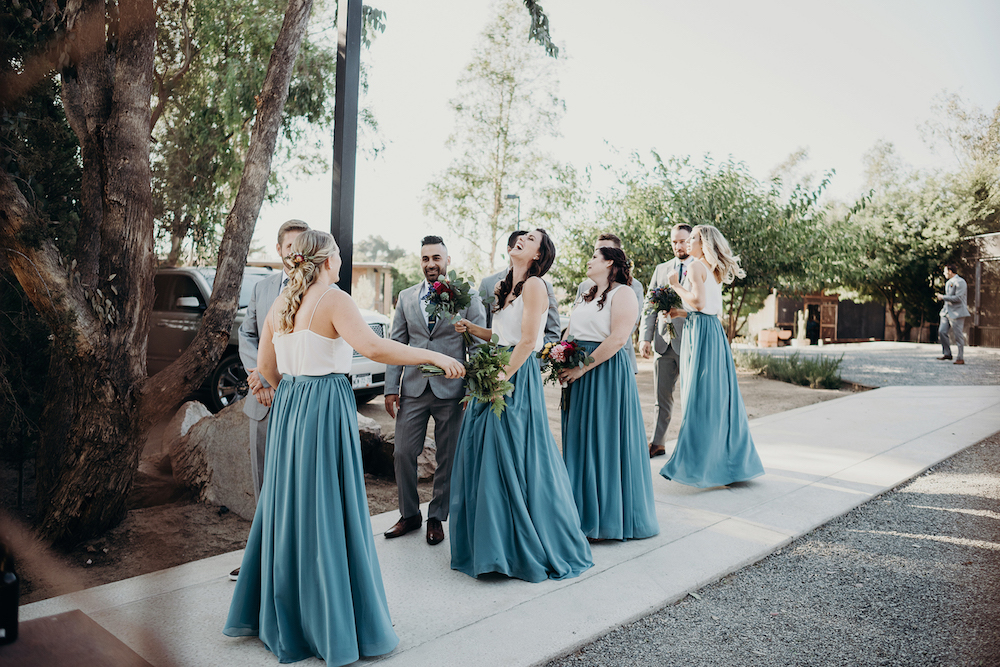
[149,266,389,411]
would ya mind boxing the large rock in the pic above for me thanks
[169,400,256,521]
[167,400,401,519]
[416,438,437,481]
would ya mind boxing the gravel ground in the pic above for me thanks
[734,341,1000,387]
[546,432,1000,667]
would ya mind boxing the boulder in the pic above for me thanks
[169,400,256,521]
[359,413,395,478]
[416,438,437,481]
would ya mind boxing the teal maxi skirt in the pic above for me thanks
[449,355,594,582]
[224,373,399,665]
[660,312,765,488]
[562,342,659,540]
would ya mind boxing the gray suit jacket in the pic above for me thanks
[638,259,687,356]
[940,275,971,320]
[240,271,285,421]
[385,282,487,400]
[479,269,561,344]
[574,278,644,371]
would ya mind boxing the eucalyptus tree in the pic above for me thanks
[424,0,578,275]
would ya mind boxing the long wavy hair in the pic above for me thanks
[583,246,632,311]
[692,224,746,285]
[276,230,338,333]
[493,228,556,313]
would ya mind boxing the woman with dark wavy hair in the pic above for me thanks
[224,230,464,665]
[451,228,593,582]
[559,246,659,541]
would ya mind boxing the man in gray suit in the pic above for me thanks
[384,235,486,545]
[573,232,645,373]
[638,223,692,458]
[231,219,308,580]
[479,230,561,344]
[936,263,971,365]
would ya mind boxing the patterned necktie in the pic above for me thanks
[281,277,288,290]
[678,262,685,284]
[428,313,437,333]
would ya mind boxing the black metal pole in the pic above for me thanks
[331,0,362,294]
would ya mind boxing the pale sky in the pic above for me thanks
[254,0,1000,270]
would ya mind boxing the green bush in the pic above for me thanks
[733,350,843,390]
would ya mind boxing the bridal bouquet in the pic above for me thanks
[644,286,683,339]
[537,337,594,386]
[424,270,476,346]
[421,335,514,418]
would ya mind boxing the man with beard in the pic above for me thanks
[639,224,693,458]
[383,236,486,544]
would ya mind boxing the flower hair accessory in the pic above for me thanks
[288,252,316,267]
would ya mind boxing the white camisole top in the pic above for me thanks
[493,294,546,352]
[684,262,724,316]
[568,284,633,342]
[272,287,353,376]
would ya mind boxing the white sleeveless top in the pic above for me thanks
[569,284,632,342]
[272,287,353,376]
[493,294,546,351]
[683,263,724,316]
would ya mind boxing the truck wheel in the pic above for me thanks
[208,352,248,412]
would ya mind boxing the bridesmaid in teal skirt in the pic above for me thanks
[659,225,764,488]
[559,246,659,540]
[224,231,465,665]
[451,229,593,582]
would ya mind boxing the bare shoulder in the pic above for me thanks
[523,276,547,295]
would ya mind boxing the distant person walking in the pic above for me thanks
[659,225,764,488]
[639,224,692,457]
[936,263,970,365]
[560,246,659,541]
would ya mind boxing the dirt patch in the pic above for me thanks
[5,364,846,605]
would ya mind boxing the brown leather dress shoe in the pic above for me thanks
[954,359,965,365]
[426,518,444,545]
[384,513,422,539]
[649,443,666,458]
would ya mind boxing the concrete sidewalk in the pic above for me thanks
[21,386,1000,667]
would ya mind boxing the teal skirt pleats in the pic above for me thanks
[223,373,399,665]
[660,312,765,488]
[562,342,659,540]
[449,354,593,582]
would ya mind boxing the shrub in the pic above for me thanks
[733,350,843,390]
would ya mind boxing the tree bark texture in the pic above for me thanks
[0,0,315,544]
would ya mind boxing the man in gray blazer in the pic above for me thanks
[936,263,971,365]
[231,219,308,580]
[384,235,486,545]
[638,223,692,458]
[479,230,561,344]
[573,232,645,373]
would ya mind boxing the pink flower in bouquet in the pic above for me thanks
[496,370,507,382]
[549,344,568,363]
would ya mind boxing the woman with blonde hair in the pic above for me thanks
[659,224,764,488]
[224,230,464,665]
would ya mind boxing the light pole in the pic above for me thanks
[505,193,521,231]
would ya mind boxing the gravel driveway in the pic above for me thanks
[734,341,1000,388]
[546,433,1000,667]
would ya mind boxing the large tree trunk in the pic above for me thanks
[1,0,316,545]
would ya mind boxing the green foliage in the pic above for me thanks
[461,335,516,418]
[423,0,580,274]
[554,153,839,338]
[734,350,843,390]
[152,0,384,264]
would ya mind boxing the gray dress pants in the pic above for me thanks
[650,348,680,448]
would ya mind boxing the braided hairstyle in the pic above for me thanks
[493,228,556,313]
[583,246,632,310]
[276,230,339,333]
